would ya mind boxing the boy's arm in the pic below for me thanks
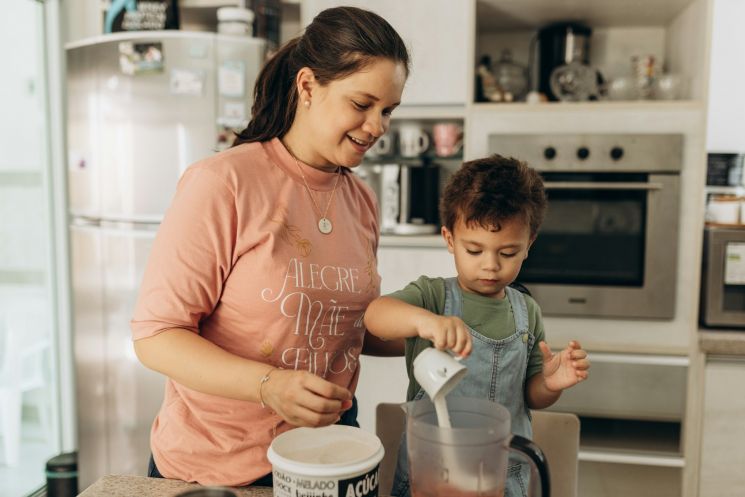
[364,296,472,357]
[525,373,562,409]
[526,340,590,409]
[364,296,435,339]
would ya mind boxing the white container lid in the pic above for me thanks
[267,425,384,478]
[217,7,255,23]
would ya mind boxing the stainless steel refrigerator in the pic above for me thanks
[65,31,266,489]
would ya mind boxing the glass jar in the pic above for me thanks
[492,49,528,101]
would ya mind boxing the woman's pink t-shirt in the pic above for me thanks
[131,138,381,485]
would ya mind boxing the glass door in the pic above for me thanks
[0,1,69,495]
[520,172,649,287]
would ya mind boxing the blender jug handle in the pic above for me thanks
[509,434,551,497]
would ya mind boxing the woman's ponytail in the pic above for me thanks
[233,38,300,145]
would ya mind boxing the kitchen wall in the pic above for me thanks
[706,0,745,151]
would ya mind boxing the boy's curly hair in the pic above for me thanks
[439,154,547,237]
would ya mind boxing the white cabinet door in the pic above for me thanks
[699,357,745,497]
[301,0,471,106]
[378,245,455,293]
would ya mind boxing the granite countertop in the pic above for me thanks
[699,330,745,356]
[78,475,274,497]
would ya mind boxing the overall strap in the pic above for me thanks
[443,277,462,317]
[505,286,530,334]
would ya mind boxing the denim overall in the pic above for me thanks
[391,278,535,497]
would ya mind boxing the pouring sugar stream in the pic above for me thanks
[413,347,467,428]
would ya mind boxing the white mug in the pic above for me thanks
[398,124,430,158]
[413,348,467,400]
[366,133,394,159]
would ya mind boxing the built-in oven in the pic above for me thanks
[489,134,683,319]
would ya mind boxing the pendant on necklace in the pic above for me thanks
[318,218,333,234]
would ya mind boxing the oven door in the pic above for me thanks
[520,172,680,319]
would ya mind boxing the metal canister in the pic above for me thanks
[45,452,78,497]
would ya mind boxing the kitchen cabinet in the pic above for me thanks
[358,2,712,497]
[698,356,745,497]
[301,0,472,107]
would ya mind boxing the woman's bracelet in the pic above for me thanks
[259,367,280,408]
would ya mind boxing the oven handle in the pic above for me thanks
[543,181,663,191]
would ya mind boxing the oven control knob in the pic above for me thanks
[577,147,590,160]
[543,147,557,160]
[610,146,625,160]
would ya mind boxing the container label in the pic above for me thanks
[339,465,379,497]
[272,464,379,497]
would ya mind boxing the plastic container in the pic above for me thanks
[267,425,384,497]
[46,452,78,497]
[217,7,255,36]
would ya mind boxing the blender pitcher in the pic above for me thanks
[403,396,550,497]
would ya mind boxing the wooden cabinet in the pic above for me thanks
[698,356,745,497]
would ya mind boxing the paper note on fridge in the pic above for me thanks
[218,60,246,98]
[170,68,205,96]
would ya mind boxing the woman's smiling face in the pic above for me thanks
[301,57,406,169]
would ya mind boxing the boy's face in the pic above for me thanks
[442,216,533,299]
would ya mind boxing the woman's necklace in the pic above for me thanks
[292,156,341,234]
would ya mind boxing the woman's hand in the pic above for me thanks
[539,340,590,392]
[416,313,472,358]
[261,369,353,427]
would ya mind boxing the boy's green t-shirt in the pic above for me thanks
[386,275,546,401]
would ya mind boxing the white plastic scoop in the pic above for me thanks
[412,348,467,427]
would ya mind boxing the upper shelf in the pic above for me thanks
[476,0,698,29]
[470,99,705,113]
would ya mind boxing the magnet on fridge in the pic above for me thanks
[218,60,245,98]
[118,42,164,76]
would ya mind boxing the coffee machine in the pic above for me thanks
[536,22,592,101]
[356,163,440,235]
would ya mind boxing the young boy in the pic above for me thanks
[364,155,590,497]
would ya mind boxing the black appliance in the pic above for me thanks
[537,22,592,101]
[356,163,440,235]
[489,133,683,320]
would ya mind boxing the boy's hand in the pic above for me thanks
[416,314,472,358]
[539,340,590,392]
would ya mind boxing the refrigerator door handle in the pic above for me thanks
[98,220,160,237]
[71,216,101,228]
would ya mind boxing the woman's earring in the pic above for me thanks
[304,100,310,108]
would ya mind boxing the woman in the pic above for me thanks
[130,6,409,487]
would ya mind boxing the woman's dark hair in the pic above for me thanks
[233,6,410,145]
[440,155,547,238]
